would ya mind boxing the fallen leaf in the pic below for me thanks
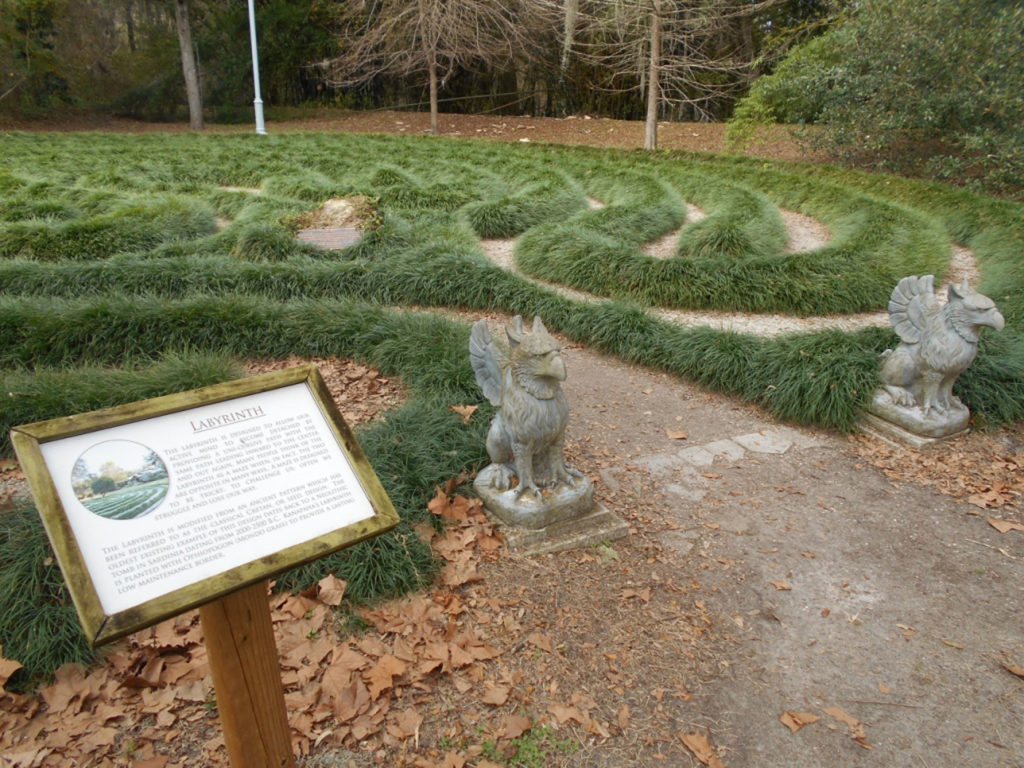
[527,632,555,653]
[364,654,407,698]
[679,731,727,768]
[387,708,423,740]
[428,486,451,517]
[498,714,532,740]
[621,587,653,603]
[666,429,688,440]
[780,711,820,732]
[449,404,478,424]
[548,703,585,725]
[617,704,631,730]
[701,473,722,480]
[942,640,964,649]
[317,575,347,607]
[987,517,1024,534]
[769,580,792,591]
[480,684,511,706]
[824,706,871,749]
[877,682,891,695]
[1002,663,1024,680]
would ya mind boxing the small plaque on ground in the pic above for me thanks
[12,365,398,645]
[296,227,362,250]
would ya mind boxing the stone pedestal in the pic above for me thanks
[863,391,970,447]
[474,465,628,555]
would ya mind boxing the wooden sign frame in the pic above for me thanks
[11,365,399,647]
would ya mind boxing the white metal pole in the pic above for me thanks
[247,0,267,135]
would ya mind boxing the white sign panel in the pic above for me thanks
[39,382,375,615]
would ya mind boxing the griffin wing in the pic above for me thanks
[888,275,939,344]
[469,319,505,406]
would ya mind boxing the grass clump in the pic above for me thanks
[0,500,100,691]
[0,195,217,261]
[0,352,244,455]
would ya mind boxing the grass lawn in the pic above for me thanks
[1,130,1021,684]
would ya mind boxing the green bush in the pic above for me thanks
[729,0,1024,196]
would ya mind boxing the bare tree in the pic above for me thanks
[577,0,781,149]
[561,0,580,75]
[173,0,202,130]
[324,0,558,134]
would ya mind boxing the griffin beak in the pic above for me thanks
[549,355,567,382]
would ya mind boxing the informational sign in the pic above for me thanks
[11,365,399,646]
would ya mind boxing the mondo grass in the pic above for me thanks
[460,168,586,238]
[0,352,244,455]
[1,131,1022,684]
[0,500,99,691]
[0,195,217,261]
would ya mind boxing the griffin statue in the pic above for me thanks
[469,315,584,502]
[869,274,1003,437]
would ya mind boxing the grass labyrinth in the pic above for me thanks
[81,482,168,521]
[1,130,1022,682]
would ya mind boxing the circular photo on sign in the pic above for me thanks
[71,440,169,520]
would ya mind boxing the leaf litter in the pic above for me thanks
[852,429,1024,521]
[1,469,732,768]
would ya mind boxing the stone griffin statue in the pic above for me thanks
[868,275,1003,439]
[469,316,592,529]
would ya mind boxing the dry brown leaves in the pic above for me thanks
[245,357,406,427]
[1,473,729,766]
[0,493,506,767]
[290,196,376,229]
[777,705,871,749]
[680,730,728,767]
[851,428,1024,519]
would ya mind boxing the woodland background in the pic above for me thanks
[2,0,1022,194]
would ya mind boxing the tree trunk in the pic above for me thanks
[173,0,203,131]
[427,54,439,135]
[561,0,579,74]
[124,0,136,53]
[644,0,661,151]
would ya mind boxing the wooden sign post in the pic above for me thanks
[11,365,400,766]
[201,581,294,768]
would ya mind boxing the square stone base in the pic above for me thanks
[493,503,629,556]
[860,412,969,449]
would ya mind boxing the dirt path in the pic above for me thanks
[0,109,821,163]
[558,344,1024,767]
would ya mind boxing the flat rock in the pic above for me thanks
[703,438,746,462]
[732,431,793,454]
[678,445,715,466]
